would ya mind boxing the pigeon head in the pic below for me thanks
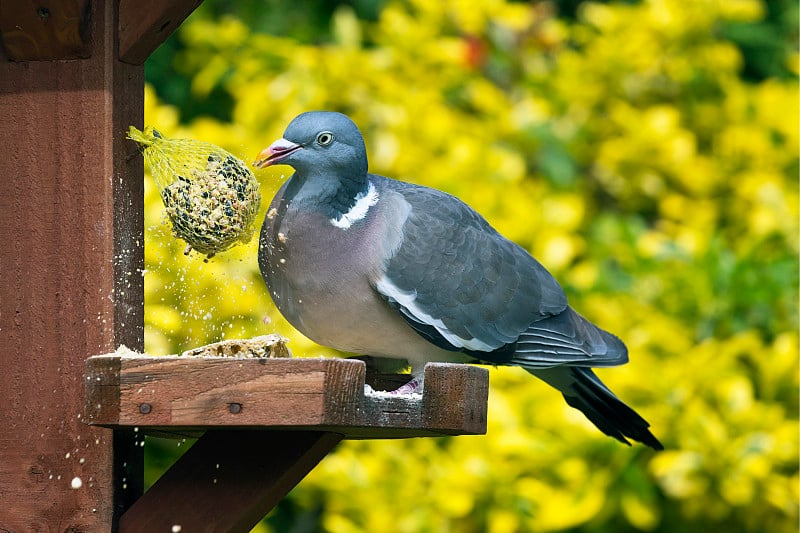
[254,111,368,177]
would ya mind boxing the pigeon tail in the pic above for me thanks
[531,366,664,450]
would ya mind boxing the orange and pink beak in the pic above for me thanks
[253,138,303,168]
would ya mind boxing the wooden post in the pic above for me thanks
[0,1,200,529]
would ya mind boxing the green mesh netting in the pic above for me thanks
[128,126,261,259]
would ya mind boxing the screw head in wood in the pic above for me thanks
[229,403,242,414]
[139,403,152,414]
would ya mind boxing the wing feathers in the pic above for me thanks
[510,307,628,369]
[373,177,626,369]
[375,178,567,352]
[375,276,498,352]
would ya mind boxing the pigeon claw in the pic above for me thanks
[389,377,423,395]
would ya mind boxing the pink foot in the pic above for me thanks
[390,377,423,395]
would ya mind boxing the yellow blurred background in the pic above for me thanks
[141,1,798,531]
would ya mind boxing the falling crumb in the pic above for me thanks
[266,207,278,219]
[172,525,182,533]
[70,477,82,489]
[277,232,287,243]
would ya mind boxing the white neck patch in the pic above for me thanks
[330,181,379,229]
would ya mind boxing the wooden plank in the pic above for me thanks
[0,0,91,60]
[119,431,342,532]
[85,357,489,438]
[422,362,489,435]
[0,1,146,529]
[86,357,365,427]
[118,0,203,65]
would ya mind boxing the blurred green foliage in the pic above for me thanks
[141,0,798,531]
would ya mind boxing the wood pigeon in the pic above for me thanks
[254,111,663,450]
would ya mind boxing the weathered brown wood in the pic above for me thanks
[0,0,91,60]
[118,0,203,65]
[0,0,151,529]
[120,430,343,532]
[85,357,490,438]
[422,362,489,434]
[86,357,365,427]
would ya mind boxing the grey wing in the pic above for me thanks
[373,182,568,361]
[511,306,629,368]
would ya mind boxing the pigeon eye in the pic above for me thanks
[316,131,334,146]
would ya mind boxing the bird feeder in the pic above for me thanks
[0,1,489,530]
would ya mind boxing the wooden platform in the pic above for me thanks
[85,356,489,439]
[84,355,489,530]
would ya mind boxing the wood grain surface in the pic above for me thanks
[86,357,489,438]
